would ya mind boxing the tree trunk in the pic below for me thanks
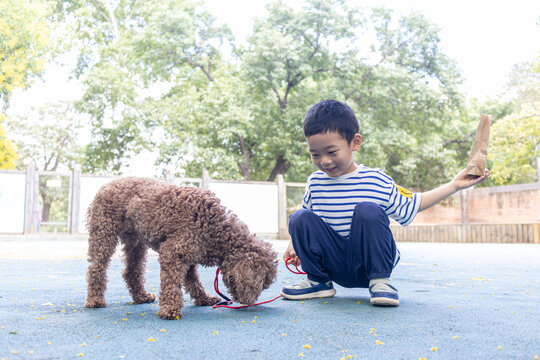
[267,154,291,181]
[237,135,251,180]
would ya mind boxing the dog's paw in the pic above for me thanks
[133,292,156,304]
[194,295,222,306]
[85,297,107,308]
[157,308,182,320]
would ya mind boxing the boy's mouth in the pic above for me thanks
[325,166,337,174]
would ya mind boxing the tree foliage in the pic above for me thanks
[6,101,84,222]
[6,101,83,171]
[488,60,540,185]
[0,120,17,169]
[33,0,508,189]
[0,0,51,110]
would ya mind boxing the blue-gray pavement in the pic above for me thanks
[1,240,539,360]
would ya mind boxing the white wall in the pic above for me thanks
[0,173,26,233]
[208,182,278,234]
[78,178,279,235]
[79,176,116,232]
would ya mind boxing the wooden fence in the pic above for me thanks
[390,223,540,244]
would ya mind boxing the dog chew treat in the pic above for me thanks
[466,113,491,177]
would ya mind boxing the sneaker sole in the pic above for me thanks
[370,297,399,306]
[280,288,336,300]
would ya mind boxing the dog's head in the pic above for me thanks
[221,238,278,305]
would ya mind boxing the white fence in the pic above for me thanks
[0,165,302,239]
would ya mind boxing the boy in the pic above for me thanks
[281,99,490,306]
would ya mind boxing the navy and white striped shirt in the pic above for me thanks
[302,165,421,237]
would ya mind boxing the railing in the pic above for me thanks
[390,223,540,244]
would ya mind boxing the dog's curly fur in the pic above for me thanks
[84,177,278,320]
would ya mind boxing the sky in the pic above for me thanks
[6,0,540,175]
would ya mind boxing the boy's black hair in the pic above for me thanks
[303,99,359,143]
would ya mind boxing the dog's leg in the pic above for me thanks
[121,238,156,305]
[156,239,187,320]
[85,231,118,308]
[184,265,221,306]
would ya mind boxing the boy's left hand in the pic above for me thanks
[452,168,491,191]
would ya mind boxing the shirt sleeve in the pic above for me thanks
[301,177,312,210]
[385,181,421,227]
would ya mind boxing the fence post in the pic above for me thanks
[277,174,288,239]
[201,168,210,190]
[164,169,174,183]
[24,163,38,234]
[70,165,82,234]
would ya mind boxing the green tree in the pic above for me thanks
[237,3,466,187]
[6,101,83,221]
[0,121,17,169]
[54,0,234,174]
[335,9,466,190]
[0,0,51,110]
[1,0,52,169]
[488,60,540,185]
[55,0,468,186]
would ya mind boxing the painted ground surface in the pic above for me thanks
[0,240,539,360]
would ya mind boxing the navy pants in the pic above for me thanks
[289,202,399,288]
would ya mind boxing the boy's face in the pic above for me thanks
[306,131,362,178]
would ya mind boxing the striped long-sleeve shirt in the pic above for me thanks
[302,165,421,238]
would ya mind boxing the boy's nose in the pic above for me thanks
[321,157,332,167]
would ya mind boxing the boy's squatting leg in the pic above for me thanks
[281,203,399,306]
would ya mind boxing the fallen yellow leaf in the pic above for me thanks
[303,344,311,349]
[375,340,384,345]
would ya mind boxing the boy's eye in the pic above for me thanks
[329,151,337,155]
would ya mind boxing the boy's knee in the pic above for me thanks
[289,208,316,229]
[354,202,386,222]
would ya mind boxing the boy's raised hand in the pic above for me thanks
[452,168,491,191]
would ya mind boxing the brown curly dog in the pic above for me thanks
[84,177,278,320]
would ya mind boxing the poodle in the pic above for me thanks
[84,177,278,320]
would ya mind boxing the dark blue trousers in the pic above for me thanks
[289,202,398,288]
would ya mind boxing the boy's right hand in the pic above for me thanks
[283,241,300,265]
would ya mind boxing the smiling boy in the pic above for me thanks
[280,99,490,306]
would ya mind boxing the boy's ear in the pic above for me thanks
[352,134,362,150]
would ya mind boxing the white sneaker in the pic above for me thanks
[369,278,399,306]
[281,278,336,300]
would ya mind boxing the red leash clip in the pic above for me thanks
[212,258,307,309]
[212,267,281,309]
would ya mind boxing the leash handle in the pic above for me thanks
[285,257,307,275]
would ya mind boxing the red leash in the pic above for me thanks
[212,258,306,309]
[212,267,281,309]
[284,258,307,275]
